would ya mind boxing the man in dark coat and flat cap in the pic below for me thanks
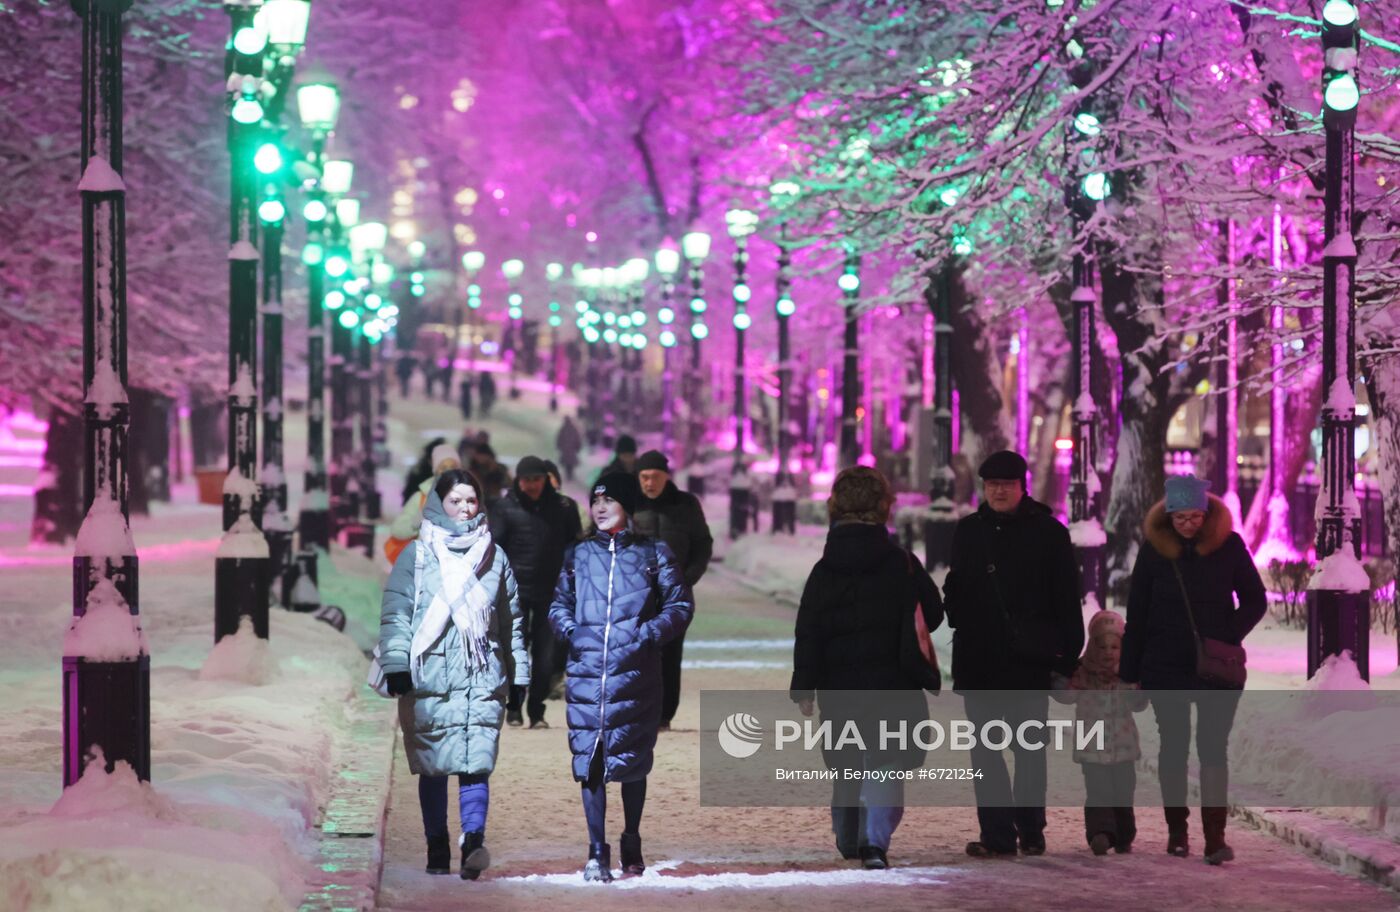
[943,449,1085,859]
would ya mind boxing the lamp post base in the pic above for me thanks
[214,556,271,642]
[923,506,957,570]
[729,484,752,540]
[297,508,332,553]
[63,655,150,787]
[772,496,796,535]
[289,548,320,613]
[1307,588,1371,681]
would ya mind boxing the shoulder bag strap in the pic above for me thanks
[1168,559,1204,645]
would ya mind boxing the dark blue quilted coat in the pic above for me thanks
[548,529,694,783]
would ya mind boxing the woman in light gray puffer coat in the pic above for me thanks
[378,469,528,880]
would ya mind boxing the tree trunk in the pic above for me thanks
[1241,366,1322,550]
[1098,243,1175,605]
[1365,353,1400,566]
[30,407,83,544]
[945,266,1011,469]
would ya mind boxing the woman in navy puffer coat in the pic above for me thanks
[549,472,693,882]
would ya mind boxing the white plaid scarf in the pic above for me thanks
[408,517,500,685]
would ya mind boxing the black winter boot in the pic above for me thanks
[584,842,614,883]
[1202,807,1235,866]
[620,832,645,876]
[1165,807,1190,857]
[426,834,452,875]
[459,831,490,880]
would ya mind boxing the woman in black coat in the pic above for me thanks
[790,467,944,871]
[1121,477,1266,866]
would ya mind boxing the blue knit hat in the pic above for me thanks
[1164,476,1210,513]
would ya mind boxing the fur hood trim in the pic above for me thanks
[1143,493,1231,559]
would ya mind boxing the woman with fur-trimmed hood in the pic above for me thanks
[1121,476,1266,867]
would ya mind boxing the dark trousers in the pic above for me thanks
[1082,761,1137,848]
[419,773,489,838]
[507,599,556,722]
[660,632,686,725]
[962,691,1049,852]
[581,744,646,845]
[1150,689,1240,810]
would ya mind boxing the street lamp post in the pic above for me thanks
[837,248,861,470]
[681,231,711,493]
[1308,0,1368,680]
[502,258,525,400]
[350,221,388,525]
[1062,65,1109,605]
[769,181,801,535]
[293,78,337,576]
[773,234,797,535]
[460,249,485,407]
[654,241,681,454]
[546,262,566,412]
[322,164,355,532]
[623,257,651,433]
[64,0,150,787]
[247,2,308,611]
[217,0,272,643]
[726,210,757,538]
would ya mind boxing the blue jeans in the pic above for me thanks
[419,774,490,838]
[831,754,906,854]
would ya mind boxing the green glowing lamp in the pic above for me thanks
[254,143,284,175]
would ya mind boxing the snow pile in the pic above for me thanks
[74,492,136,558]
[201,616,278,685]
[76,155,126,193]
[50,750,180,822]
[1307,548,1372,593]
[63,578,149,660]
[216,513,270,559]
[1068,519,1107,548]
[1306,650,1369,692]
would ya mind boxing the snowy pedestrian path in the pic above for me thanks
[374,568,1399,911]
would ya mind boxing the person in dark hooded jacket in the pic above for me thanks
[1121,476,1266,865]
[549,472,694,882]
[942,449,1084,858]
[633,450,714,729]
[490,455,583,728]
[790,466,943,871]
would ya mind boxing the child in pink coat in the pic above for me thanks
[1053,609,1148,855]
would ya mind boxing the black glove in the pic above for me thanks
[386,671,414,697]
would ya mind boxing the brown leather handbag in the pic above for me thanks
[1170,561,1247,689]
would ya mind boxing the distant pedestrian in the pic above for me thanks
[633,450,713,730]
[458,378,474,420]
[594,434,638,484]
[942,449,1084,858]
[790,465,943,870]
[469,444,511,510]
[386,443,461,565]
[377,470,528,880]
[1052,609,1147,856]
[479,372,498,418]
[549,472,694,882]
[489,456,583,729]
[556,416,583,482]
[1121,476,1265,865]
[396,355,415,398]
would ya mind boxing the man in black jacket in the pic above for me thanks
[633,450,713,729]
[490,455,584,728]
[943,450,1084,858]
